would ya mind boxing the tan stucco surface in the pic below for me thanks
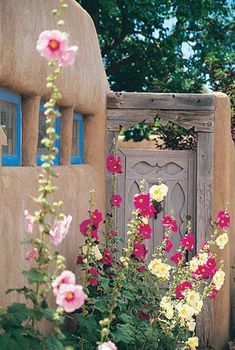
[0,0,108,306]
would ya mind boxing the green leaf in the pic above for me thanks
[113,324,135,344]
[94,298,109,313]
[44,335,64,350]
[22,268,48,284]
[2,303,32,328]
[0,335,22,350]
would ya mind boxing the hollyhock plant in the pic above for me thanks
[56,283,87,313]
[52,270,76,296]
[181,232,195,251]
[106,154,122,174]
[111,194,122,207]
[49,214,72,245]
[24,209,34,234]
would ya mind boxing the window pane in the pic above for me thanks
[72,119,80,157]
[0,100,17,155]
[37,110,47,156]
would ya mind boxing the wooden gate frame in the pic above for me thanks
[106,92,232,349]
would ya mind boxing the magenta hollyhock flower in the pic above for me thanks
[138,223,152,239]
[98,341,117,350]
[140,204,156,218]
[181,232,195,251]
[175,280,193,299]
[25,248,38,261]
[137,265,146,273]
[106,154,122,174]
[89,267,99,276]
[111,194,122,207]
[101,248,113,266]
[134,193,151,210]
[56,283,87,313]
[89,278,98,286]
[208,286,218,300]
[192,264,210,280]
[133,243,148,260]
[170,252,184,265]
[206,257,217,277]
[49,215,72,246]
[36,30,78,66]
[76,255,84,265]
[91,209,103,226]
[24,210,34,234]
[162,215,178,232]
[164,238,174,253]
[80,219,99,240]
[216,210,230,229]
[52,270,76,296]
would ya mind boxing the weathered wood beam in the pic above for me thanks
[107,92,215,111]
[107,109,214,132]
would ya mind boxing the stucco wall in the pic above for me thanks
[0,0,109,306]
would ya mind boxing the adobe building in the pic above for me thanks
[0,1,235,349]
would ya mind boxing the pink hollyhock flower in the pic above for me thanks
[133,243,148,260]
[101,248,113,266]
[181,232,195,251]
[91,209,103,226]
[58,45,78,67]
[25,248,38,261]
[56,283,87,313]
[216,210,230,229]
[106,155,122,174]
[89,267,99,276]
[162,215,178,232]
[24,210,34,234]
[49,215,72,246]
[89,278,98,286]
[80,219,99,240]
[134,193,151,210]
[111,194,122,207]
[206,257,217,277]
[170,252,184,265]
[164,238,174,253]
[52,270,76,296]
[137,265,146,273]
[138,223,152,239]
[98,341,117,350]
[175,280,193,299]
[140,204,156,218]
[192,265,209,280]
[208,286,219,300]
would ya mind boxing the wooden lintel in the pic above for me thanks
[107,92,215,111]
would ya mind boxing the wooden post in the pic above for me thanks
[0,127,7,165]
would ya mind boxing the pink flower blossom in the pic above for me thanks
[164,238,174,253]
[36,30,78,66]
[56,283,87,313]
[49,215,72,246]
[24,210,34,234]
[134,193,151,210]
[98,341,117,350]
[106,155,122,174]
[137,265,146,273]
[91,209,103,226]
[25,248,38,261]
[52,270,76,296]
[89,267,99,276]
[206,257,217,277]
[216,211,230,229]
[89,278,98,286]
[138,223,152,239]
[80,219,99,241]
[170,252,184,265]
[162,215,178,232]
[111,194,122,207]
[101,248,113,266]
[175,280,193,299]
[208,285,219,300]
[192,265,209,280]
[181,232,195,251]
[133,243,148,260]
[139,205,156,218]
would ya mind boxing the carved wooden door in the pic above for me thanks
[116,148,196,257]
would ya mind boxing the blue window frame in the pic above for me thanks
[0,89,21,166]
[71,113,84,164]
[37,103,60,165]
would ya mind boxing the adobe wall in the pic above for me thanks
[0,0,108,306]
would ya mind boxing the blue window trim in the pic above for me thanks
[71,113,84,165]
[36,103,60,166]
[0,89,21,166]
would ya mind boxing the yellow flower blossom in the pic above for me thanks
[187,336,199,349]
[216,232,228,249]
[149,184,168,202]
